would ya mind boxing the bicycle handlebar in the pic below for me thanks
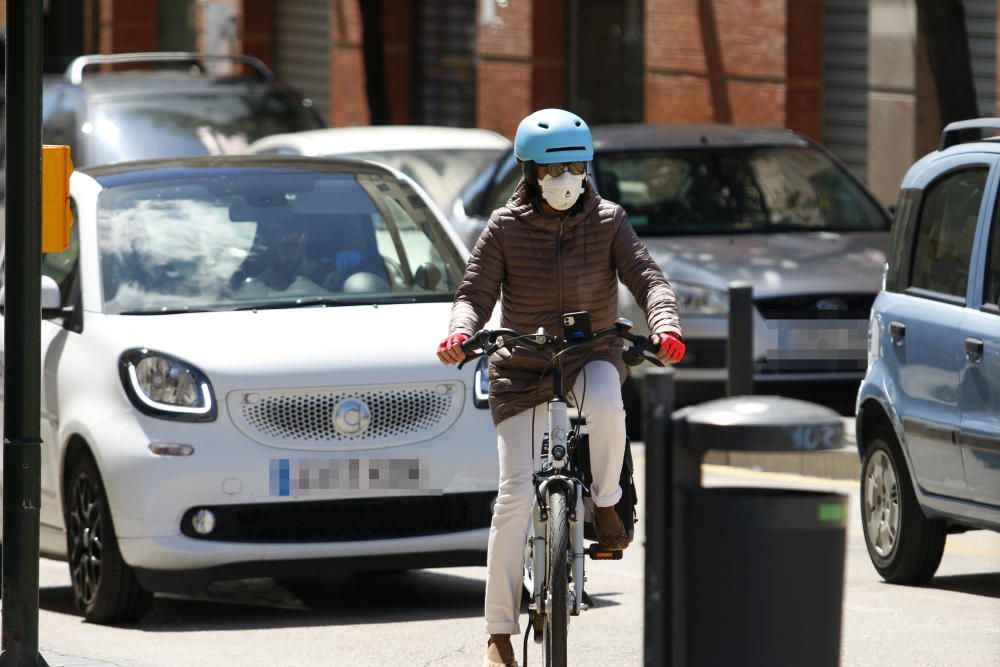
[456,318,667,370]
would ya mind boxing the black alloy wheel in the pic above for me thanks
[65,454,153,623]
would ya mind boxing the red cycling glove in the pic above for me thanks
[437,333,469,365]
[437,333,469,353]
[652,331,686,363]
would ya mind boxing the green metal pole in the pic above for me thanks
[0,0,50,664]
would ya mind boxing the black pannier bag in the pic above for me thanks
[570,430,639,542]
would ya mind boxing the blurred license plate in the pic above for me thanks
[765,320,868,359]
[269,458,430,497]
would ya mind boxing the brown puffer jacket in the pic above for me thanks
[449,180,682,425]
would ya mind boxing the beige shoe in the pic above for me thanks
[483,634,518,667]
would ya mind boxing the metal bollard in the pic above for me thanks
[643,367,674,667]
[726,281,754,397]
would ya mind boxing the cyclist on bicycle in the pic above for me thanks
[436,108,685,667]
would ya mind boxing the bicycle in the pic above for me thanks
[459,316,665,667]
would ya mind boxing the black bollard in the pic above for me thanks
[726,281,754,397]
[642,367,674,667]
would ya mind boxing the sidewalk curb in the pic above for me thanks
[40,649,125,667]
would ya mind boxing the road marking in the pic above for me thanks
[944,538,1000,558]
[633,454,857,489]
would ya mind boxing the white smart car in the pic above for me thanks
[0,155,497,623]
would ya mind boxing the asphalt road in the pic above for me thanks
[28,447,1000,666]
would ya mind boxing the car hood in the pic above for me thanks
[107,302,464,390]
[641,231,888,297]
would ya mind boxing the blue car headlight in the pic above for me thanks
[118,348,217,421]
[474,356,490,409]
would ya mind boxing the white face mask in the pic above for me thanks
[539,171,586,211]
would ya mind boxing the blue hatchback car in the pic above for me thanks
[857,118,1000,584]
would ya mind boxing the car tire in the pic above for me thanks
[65,454,153,623]
[860,425,946,584]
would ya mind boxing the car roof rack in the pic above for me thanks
[938,118,1000,150]
[65,52,274,85]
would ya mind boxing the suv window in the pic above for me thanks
[985,207,1000,310]
[88,91,321,164]
[42,91,79,151]
[885,189,920,293]
[909,167,987,299]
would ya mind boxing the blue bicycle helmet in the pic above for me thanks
[513,108,594,165]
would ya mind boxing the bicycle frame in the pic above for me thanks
[525,378,588,623]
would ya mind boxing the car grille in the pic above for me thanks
[755,293,875,320]
[180,492,496,543]
[228,382,465,451]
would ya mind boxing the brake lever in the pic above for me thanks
[457,342,500,370]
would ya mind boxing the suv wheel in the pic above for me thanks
[65,454,153,623]
[860,425,946,584]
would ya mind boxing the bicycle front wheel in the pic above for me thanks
[545,487,569,667]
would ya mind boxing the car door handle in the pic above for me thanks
[889,321,906,340]
[965,337,984,363]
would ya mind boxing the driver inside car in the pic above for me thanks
[230,218,325,297]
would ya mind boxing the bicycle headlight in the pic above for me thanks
[118,348,217,421]
[672,281,729,315]
[473,356,490,409]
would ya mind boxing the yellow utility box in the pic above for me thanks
[42,144,74,253]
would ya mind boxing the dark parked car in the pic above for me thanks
[856,118,1000,584]
[450,124,891,432]
[40,52,325,167]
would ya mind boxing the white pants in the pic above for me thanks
[484,360,626,635]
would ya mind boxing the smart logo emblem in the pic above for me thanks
[333,398,371,435]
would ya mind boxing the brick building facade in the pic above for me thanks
[11,0,1000,201]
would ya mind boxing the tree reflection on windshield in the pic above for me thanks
[594,146,888,236]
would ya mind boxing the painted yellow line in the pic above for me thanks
[944,539,1000,558]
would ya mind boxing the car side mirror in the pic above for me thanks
[41,275,63,316]
[0,276,64,317]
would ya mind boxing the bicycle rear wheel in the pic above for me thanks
[545,487,569,667]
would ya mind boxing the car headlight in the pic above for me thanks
[118,349,217,421]
[672,281,729,315]
[473,356,489,409]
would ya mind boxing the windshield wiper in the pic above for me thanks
[117,306,216,315]
[231,294,451,311]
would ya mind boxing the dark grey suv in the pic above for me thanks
[40,52,325,167]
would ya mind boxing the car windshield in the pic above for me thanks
[594,146,888,235]
[96,168,465,314]
[331,149,504,209]
[90,91,323,164]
